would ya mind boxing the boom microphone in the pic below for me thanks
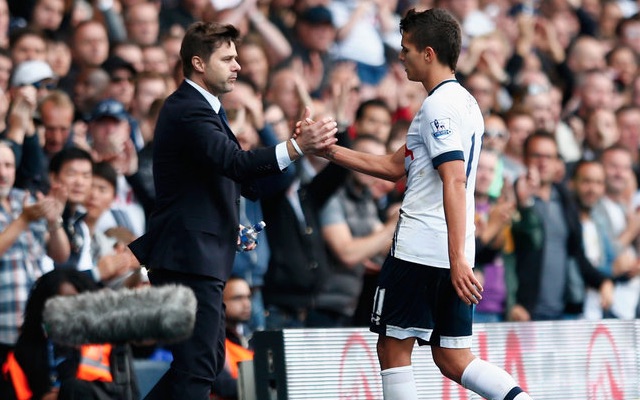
[43,284,197,346]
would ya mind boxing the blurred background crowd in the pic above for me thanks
[1,0,640,391]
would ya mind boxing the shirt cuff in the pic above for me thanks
[275,141,293,171]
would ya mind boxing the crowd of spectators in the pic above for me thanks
[1,0,640,372]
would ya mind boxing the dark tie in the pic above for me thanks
[218,107,230,129]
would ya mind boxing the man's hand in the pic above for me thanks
[19,192,47,223]
[599,279,614,310]
[509,304,531,322]
[293,107,338,155]
[43,184,67,225]
[450,258,483,305]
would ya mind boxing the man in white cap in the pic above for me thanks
[10,59,56,101]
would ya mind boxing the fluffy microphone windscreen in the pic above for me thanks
[43,284,197,346]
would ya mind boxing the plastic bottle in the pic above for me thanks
[238,221,266,251]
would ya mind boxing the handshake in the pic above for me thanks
[286,107,338,159]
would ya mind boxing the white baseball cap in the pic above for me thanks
[11,60,55,87]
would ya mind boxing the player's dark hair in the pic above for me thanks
[399,8,461,71]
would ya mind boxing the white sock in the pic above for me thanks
[461,358,532,400]
[381,365,418,400]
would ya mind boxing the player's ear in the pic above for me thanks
[424,47,435,62]
[192,56,205,73]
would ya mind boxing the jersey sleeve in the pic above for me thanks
[421,100,465,170]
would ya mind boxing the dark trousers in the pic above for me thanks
[144,269,226,400]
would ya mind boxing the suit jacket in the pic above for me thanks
[129,81,281,280]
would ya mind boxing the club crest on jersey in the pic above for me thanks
[430,118,451,139]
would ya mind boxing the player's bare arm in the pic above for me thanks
[438,160,483,305]
[323,143,406,182]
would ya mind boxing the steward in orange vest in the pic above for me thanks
[211,338,254,400]
[2,344,113,400]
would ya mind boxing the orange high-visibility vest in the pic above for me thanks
[225,339,253,379]
[2,344,113,398]
[77,344,113,382]
[2,352,32,400]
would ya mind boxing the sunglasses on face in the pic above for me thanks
[28,80,56,90]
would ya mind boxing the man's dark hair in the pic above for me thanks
[93,161,118,192]
[599,143,632,161]
[355,98,392,122]
[9,27,46,49]
[399,8,461,71]
[571,158,602,181]
[523,130,557,157]
[180,22,240,79]
[49,146,93,174]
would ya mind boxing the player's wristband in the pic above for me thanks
[290,138,304,156]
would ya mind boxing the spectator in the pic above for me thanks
[48,147,95,271]
[236,34,273,95]
[101,56,137,112]
[316,134,398,327]
[0,140,68,363]
[141,44,170,75]
[290,5,337,96]
[84,161,139,287]
[595,145,640,319]
[72,66,110,122]
[482,113,510,198]
[570,159,636,320]
[510,131,613,321]
[8,27,47,64]
[28,0,66,33]
[10,59,57,101]
[261,122,349,329]
[606,44,638,100]
[15,89,75,194]
[160,28,184,74]
[564,69,617,133]
[581,107,619,161]
[502,105,535,184]
[463,70,498,117]
[328,0,396,90]
[351,98,393,144]
[159,0,206,36]
[211,0,293,67]
[130,71,169,139]
[70,20,109,73]
[265,65,309,131]
[124,2,160,47]
[616,13,640,55]
[211,276,254,400]
[45,32,73,89]
[473,149,515,323]
[615,104,640,176]
[86,99,147,236]
[111,40,144,73]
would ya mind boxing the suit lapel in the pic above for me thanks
[180,82,240,147]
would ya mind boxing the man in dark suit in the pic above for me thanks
[128,22,338,399]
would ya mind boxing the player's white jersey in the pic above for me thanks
[391,79,484,269]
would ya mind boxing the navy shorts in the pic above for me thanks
[369,256,473,348]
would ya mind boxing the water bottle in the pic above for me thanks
[238,221,266,251]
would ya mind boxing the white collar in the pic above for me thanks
[185,78,222,113]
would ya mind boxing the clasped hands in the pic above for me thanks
[292,107,338,155]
